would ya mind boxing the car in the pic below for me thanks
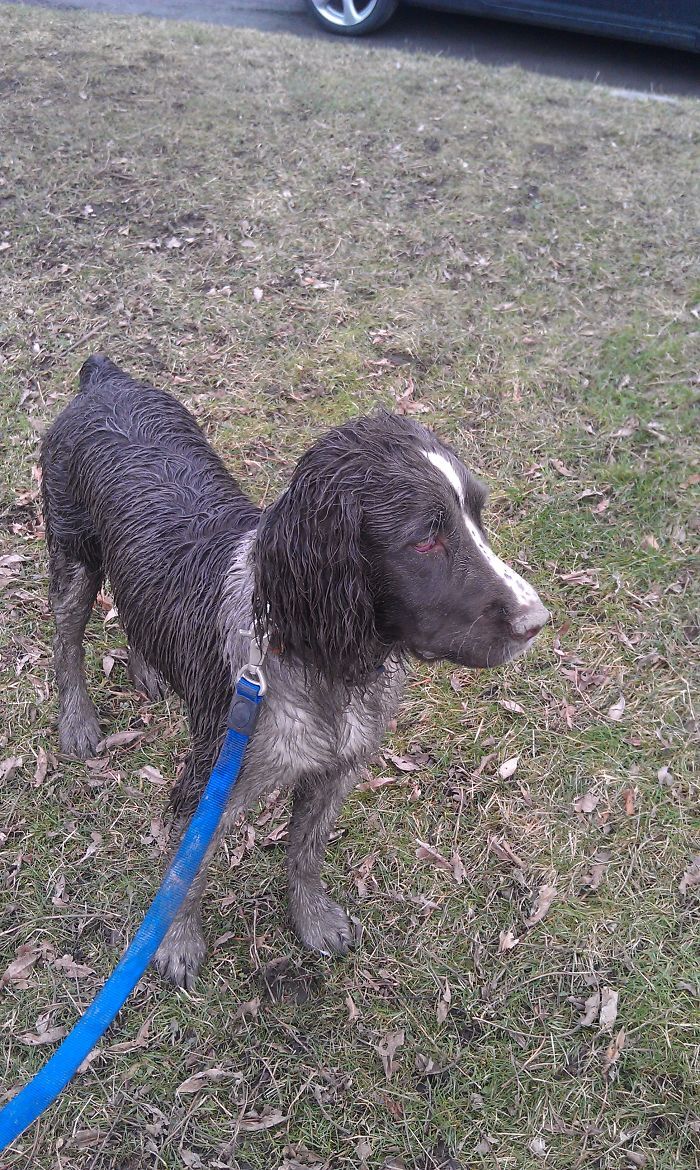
[305,0,700,51]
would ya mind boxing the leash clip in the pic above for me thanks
[237,627,269,696]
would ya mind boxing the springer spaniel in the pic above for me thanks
[41,356,549,988]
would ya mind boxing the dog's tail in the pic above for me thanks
[78,354,124,393]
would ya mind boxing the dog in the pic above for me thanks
[41,356,549,988]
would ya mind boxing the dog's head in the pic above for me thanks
[253,413,549,685]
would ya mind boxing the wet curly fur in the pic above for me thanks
[41,356,547,988]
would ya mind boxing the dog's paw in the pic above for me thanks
[290,889,356,957]
[154,918,207,991]
[59,713,103,759]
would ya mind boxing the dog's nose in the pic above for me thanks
[509,599,550,641]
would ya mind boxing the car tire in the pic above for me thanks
[306,0,399,36]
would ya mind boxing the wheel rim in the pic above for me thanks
[311,0,380,28]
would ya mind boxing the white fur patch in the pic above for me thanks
[425,451,464,504]
[462,514,539,606]
[424,447,539,608]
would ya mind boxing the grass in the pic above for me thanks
[0,5,699,1168]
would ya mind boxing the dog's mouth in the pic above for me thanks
[411,632,541,669]
[502,634,538,661]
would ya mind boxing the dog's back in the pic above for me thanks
[44,356,259,557]
[41,357,260,706]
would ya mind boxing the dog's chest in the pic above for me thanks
[257,671,402,783]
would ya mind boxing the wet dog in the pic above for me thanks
[41,356,549,988]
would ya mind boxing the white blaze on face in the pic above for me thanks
[425,451,464,503]
[424,450,540,608]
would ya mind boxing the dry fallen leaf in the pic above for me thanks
[107,1016,152,1055]
[353,852,377,898]
[238,1107,287,1132]
[346,993,361,1024]
[573,790,600,815]
[602,1027,626,1076]
[52,954,96,979]
[415,841,452,876]
[679,856,700,895]
[64,1129,104,1150]
[356,774,395,792]
[622,787,637,815]
[376,1029,404,1082]
[611,417,639,439]
[599,986,619,1032]
[489,836,527,869]
[581,850,611,893]
[176,1068,230,1095]
[0,756,23,783]
[385,751,419,772]
[624,1151,647,1168]
[471,751,496,779]
[578,989,601,1028]
[608,695,626,722]
[1,945,39,988]
[33,747,49,788]
[138,765,166,785]
[355,1138,372,1163]
[451,852,466,885]
[233,997,260,1024]
[51,874,67,907]
[18,1024,68,1046]
[97,729,142,752]
[436,979,451,1025]
[499,700,525,715]
[525,884,557,927]
[498,755,519,780]
[76,832,102,866]
[498,928,520,953]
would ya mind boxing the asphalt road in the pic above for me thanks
[5,0,700,96]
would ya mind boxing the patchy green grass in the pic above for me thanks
[0,6,699,1168]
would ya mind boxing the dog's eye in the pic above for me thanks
[413,535,443,554]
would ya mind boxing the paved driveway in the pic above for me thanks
[4,0,699,96]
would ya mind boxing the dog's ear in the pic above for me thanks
[252,466,378,686]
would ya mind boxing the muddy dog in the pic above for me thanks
[41,356,549,988]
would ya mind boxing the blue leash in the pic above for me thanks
[0,672,264,1153]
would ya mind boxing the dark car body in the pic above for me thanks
[408,0,699,51]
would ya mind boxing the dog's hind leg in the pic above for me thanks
[49,546,102,758]
[286,769,358,956]
[128,647,168,702]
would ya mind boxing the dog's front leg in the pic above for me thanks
[286,769,359,956]
[153,819,221,991]
[154,740,259,991]
[153,716,255,992]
